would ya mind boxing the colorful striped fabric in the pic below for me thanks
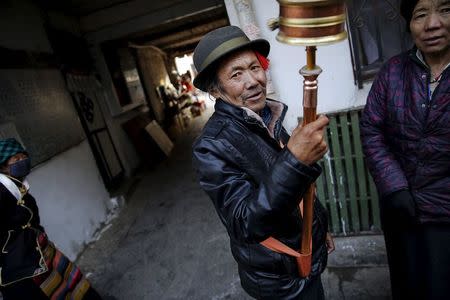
[33,233,91,300]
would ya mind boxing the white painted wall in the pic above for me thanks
[224,0,372,132]
[27,141,110,260]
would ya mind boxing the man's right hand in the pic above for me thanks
[287,115,329,165]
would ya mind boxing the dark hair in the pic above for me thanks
[206,72,228,99]
[206,71,220,93]
[400,0,420,31]
[0,160,8,172]
[202,58,226,94]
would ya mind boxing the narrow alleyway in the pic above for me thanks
[77,106,391,300]
[77,107,251,299]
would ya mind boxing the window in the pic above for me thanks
[347,0,413,88]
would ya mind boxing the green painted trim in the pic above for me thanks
[351,111,370,231]
[315,109,382,235]
[316,169,326,207]
[322,132,340,233]
[339,113,360,233]
[329,118,349,233]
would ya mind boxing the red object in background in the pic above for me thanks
[182,80,194,93]
[180,71,194,93]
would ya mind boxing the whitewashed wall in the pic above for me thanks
[224,0,372,132]
[27,141,111,260]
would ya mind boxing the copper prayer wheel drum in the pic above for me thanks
[276,0,347,46]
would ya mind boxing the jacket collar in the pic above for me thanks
[408,47,450,75]
[214,98,287,137]
[409,47,428,70]
[0,174,29,201]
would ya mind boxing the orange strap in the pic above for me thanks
[261,237,303,257]
[260,198,312,259]
[261,142,314,276]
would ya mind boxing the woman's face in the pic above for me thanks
[1,153,28,175]
[410,0,450,57]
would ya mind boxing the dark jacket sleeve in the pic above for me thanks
[0,186,44,234]
[360,63,409,197]
[0,189,6,233]
[193,137,321,244]
[23,193,44,232]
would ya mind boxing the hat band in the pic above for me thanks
[200,36,250,70]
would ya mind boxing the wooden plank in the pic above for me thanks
[315,164,327,207]
[329,117,350,234]
[322,131,340,233]
[339,113,360,233]
[350,111,370,231]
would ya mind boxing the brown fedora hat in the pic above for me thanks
[193,25,270,91]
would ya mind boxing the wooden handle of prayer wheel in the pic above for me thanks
[269,0,348,278]
[298,46,322,274]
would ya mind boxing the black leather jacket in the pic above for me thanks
[192,99,329,299]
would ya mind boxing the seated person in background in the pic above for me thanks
[180,71,194,94]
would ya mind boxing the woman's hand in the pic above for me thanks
[326,232,335,254]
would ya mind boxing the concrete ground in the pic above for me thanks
[76,107,392,299]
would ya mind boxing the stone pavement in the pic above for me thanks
[76,107,392,299]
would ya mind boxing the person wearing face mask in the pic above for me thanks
[0,138,103,300]
[360,0,450,299]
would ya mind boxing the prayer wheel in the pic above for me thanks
[264,0,348,278]
[269,0,347,46]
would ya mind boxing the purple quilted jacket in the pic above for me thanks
[360,49,450,224]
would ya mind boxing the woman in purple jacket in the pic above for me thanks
[360,0,450,299]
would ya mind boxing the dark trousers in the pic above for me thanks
[383,218,450,300]
[301,277,325,300]
[251,276,325,300]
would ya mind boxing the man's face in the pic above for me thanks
[410,0,450,57]
[213,49,267,113]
